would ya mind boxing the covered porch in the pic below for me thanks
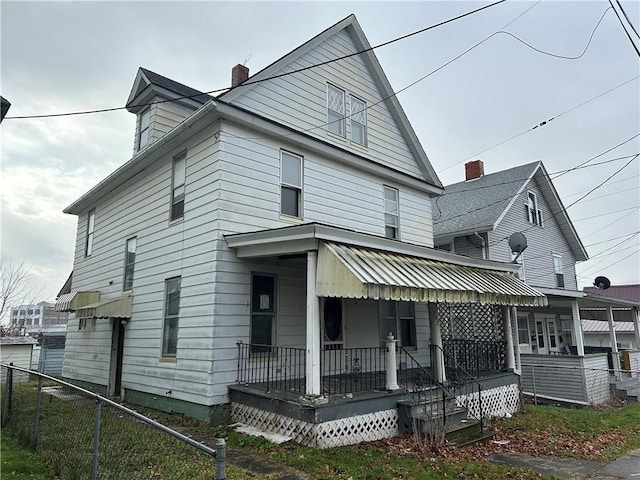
[225,224,546,446]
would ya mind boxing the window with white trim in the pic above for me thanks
[123,237,137,291]
[553,253,564,288]
[327,84,345,137]
[162,276,181,357]
[526,191,543,226]
[350,95,367,146]
[280,151,303,218]
[251,274,276,353]
[170,151,186,221]
[517,316,529,344]
[379,300,416,348]
[138,108,150,150]
[85,209,95,257]
[384,185,399,239]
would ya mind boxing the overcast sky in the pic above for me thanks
[1,0,639,303]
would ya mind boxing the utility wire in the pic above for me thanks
[4,1,507,121]
[439,75,640,174]
[578,238,640,276]
[572,205,639,222]
[584,208,640,237]
[609,0,640,57]
[615,0,640,40]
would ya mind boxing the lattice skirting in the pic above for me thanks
[231,403,398,448]
[456,383,519,419]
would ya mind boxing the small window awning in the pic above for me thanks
[76,295,133,319]
[55,291,100,312]
[317,242,547,307]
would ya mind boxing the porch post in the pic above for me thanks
[428,303,446,383]
[607,305,621,375]
[306,250,321,396]
[385,333,399,391]
[511,307,521,373]
[571,300,585,356]
[633,307,640,351]
[502,306,515,371]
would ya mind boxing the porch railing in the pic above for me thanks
[236,342,386,396]
[442,340,506,379]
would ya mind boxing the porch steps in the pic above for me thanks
[613,378,640,402]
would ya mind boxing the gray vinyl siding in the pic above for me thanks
[488,178,577,290]
[227,28,425,181]
[134,99,199,153]
[1,344,34,383]
[452,234,486,259]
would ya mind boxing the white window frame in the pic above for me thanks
[280,150,303,218]
[553,253,564,288]
[170,151,186,221]
[162,276,181,357]
[138,108,150,150]
[383,185,400,240]
[327,83,345,137]
[123,237,137,291]
[526,191,543,226]
[378,300,416,349]
[349,94,367,146]
[85,209,95,257]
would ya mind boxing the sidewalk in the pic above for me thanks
[488,449,640,479]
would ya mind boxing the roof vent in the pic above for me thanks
[231,64,249,88]
[465,160,484,181]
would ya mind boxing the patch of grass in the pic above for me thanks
[1,434,54,479]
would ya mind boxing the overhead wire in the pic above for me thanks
[608,0,640,57]
[615,0,640,40]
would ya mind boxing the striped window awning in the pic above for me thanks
[76,295,133,319]
[317,242,547,307]
[55,291,100,312]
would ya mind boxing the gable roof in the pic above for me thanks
[434,161,588,261]
[218,14,442,189]
[126,67,212,112]
[584,285,640,304]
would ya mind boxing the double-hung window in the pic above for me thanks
[139,108,150,150]
[162,277,181,357]
[280,150,303,218]
[384,186,399,239]
[251,274,276,353]
[123,237,137,291]
[327,84,345,137]
[350,95,367,146]
[526,191,543,226]
[170,151,186,221]
[379,300,416,348]
[553,253,564,288]
[85,209,95,256]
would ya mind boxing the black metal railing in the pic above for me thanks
[321,346,386,395]
[442,340,506,379]
[431,344,484,431]
[236,342,306,395]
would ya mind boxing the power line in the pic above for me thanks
[578,239,640,276]
[615,0,640,40]
[572,205,639,222]
[4,1,507,121]
[563,174,640,199]
[438,76,640,174]
[583,208,640,237]
[609,0,640,57]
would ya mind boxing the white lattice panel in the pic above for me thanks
[456,384,519,419]
[231,403,398,448]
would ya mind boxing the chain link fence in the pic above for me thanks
[1,362,226,480]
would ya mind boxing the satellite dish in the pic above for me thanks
[508,233,528,264]
[593,276,611,290]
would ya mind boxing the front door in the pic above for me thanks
[536,320,548,354]
[109,319,125,397]
[546,318,560,353]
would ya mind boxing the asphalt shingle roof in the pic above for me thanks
[140,68,212,105]
[434,162,540,238]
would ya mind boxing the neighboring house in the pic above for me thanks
[581,285,640,324]
[581,320,637,350]
[433,160,640,404]
[31,332,67,376]
[0,336,37,382]
[57,15,546,447]
[10,301,69,335]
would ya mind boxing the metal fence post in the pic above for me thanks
[2,363,14,427]
[531,364,537,405]
[216,438,226,480]
[32,375,43,448]
[92,399,102,480]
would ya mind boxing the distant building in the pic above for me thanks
[10,301,68,335]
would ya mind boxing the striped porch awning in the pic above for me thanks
[76,295,133,319]
[55,291,100,312]
[317,242,547,307]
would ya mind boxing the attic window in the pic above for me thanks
[327,84,345,137]
[139,108,150,150]
[526,191,543,226]
[350,95,367,146]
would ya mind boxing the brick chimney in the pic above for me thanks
[231,64,249,87]
[465,160,484,181]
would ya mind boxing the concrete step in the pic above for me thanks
[444,418,483,446]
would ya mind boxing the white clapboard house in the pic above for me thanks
[57,15,547,447]
[433,160,640,405]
